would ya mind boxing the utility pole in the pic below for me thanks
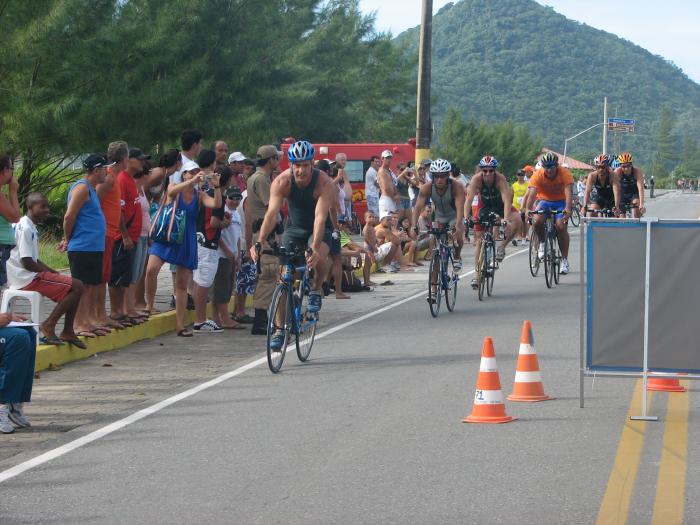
[415,0,433,165]
[602,97,608,154]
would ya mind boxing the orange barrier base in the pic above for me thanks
[646,377,686,392]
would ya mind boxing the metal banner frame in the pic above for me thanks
[579,217,700,419]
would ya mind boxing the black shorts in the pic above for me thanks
[109,239,135,288]
[68,251,104,285]
[621,191,639,206]
[590,195,614,209]
[282,227,338,263]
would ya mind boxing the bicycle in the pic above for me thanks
[346,200,363,235]
[472,211,502,301]
[256,242,318,373]
[427,227,459,317]
[569,199,582,227]
[619,202,639,218]
[529,209,565,289]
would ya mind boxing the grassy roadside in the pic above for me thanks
[39,234,68,270]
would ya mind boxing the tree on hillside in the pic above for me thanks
[434,108,542,178]
[650,107,678,179]
[675,135,700,180]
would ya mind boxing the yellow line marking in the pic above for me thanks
[596,380,653,525]
[651,380,690,525]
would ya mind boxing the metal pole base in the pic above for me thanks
[630,415,658,421]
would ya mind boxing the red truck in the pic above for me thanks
[279,138,417,225]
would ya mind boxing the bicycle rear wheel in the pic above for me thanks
[428,250,442,317]
[267,284,291,373]
[477,242,487,301]
[486,242,496,297]
[295,288,317,362]
[528,229,540,277]
[444,251,458,312]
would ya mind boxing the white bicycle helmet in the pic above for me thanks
[429,158,452,174]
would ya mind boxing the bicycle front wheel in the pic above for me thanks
[544,233,555,289]
[478,242,487,301]
[529,229,540,277]
[570,206,580,227]
[552,232,562,285]
[486,242,496,297]
[295,289,318,362]
[428,250,442,317]
[267,284,291,373]
[444,251,458,312]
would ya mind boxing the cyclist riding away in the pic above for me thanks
[465,155,522,288]
[614,152,645,218]
[523,152,573,275]
[251,140,335,349]
[411,159,466,270]
[583,153,620,217]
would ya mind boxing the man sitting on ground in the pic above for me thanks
[374,211,404,272]
[7,193,85,348]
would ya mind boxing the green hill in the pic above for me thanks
[395,0,700,167]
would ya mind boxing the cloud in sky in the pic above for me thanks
[359,0,700,83]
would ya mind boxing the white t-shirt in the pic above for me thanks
[218,205,242,258]
[169,152,194,185]
[7,215,39,289]
[239,190,248,251]
[365,166,379,199]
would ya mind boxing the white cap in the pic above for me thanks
[181,160,200,173]
[381,149,393,158]
[379,209,392,220]
[228,152,246,163]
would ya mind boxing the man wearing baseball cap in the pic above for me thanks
[246,145,281,335]
[377,150,398,217]
[228,151,247,192]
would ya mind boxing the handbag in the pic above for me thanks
[149,194,186,245]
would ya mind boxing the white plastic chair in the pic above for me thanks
[0,289,43,324]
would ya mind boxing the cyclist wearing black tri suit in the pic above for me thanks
[583,154,620,217]
[614,152,645,218]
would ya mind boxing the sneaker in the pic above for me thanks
[307,292,322,313]
[453,258,462,271]
[193,320,224,333]
[560,259,570,275]
[390,261,401,270]
[496,245,506,262]
[8,403,30,428]
[269,329,286,350]
[471,278,478,290]
[522,237,529,244]
[537,243,545,261]
[511,239,518,247]
[0,405,14,434]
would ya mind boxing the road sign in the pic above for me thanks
[608,117,636,133]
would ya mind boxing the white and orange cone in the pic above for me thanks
[463,337,516,424]
[508,320,553,402]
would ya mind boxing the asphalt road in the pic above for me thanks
[0,191,697,525]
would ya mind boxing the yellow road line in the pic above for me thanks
[596,380,653,525]
[651,380,690,525]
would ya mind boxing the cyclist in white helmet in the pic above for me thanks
[410,158,466,270]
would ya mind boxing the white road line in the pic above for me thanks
[0,248,528,484]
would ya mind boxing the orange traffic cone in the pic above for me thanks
[646,373,686,392]
[463,337,516,424]
[508,321,553,402]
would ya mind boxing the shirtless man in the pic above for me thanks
[377,150,399,217]
[465,156,521,288]
[374,211,404,272]
[614,152,645,218]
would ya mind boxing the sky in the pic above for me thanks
[359,0,700,84]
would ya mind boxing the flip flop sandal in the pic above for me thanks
[224,324,247,330]
[177,329,193,337]
[61,337,87,350]
[380,280,395,286]
[40,335,65,346]
[111,316,133,327]
[77,330,98,338]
